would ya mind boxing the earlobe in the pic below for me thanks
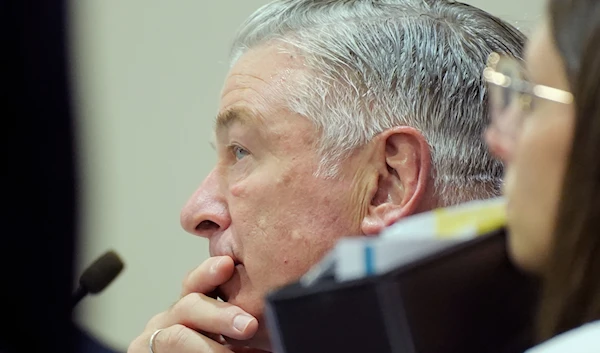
[361,203,407,235]
[360,127,431,235]
[361,214,386,236]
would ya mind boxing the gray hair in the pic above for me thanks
[229,0,525,207]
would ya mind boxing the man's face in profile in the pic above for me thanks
[180,43,372,343]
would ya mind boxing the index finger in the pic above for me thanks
[181,256,235,297]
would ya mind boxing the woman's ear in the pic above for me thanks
[361,127,431,235]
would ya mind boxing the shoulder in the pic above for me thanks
[526,321,600,353]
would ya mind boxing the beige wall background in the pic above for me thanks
[69,0,546,351]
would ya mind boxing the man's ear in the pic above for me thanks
[361,127,431,235]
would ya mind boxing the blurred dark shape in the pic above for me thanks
[266,229,539,353]
[2,0,77,352]
[75,327,124,353]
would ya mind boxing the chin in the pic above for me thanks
[221,293,272,350]
[219,264,264,315]
[219,266,273,351]
[507,231,545,275]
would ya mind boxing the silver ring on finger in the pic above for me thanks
[149,328,163,353]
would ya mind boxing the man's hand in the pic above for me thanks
[127,256,259,353]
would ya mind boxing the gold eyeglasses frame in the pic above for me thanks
[483,52,574,107]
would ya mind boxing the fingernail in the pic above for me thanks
[233,314,254,332]
[210,257,226,275]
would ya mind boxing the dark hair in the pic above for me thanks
[536,0,600,342]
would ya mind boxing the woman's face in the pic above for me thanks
[485,21,575,273]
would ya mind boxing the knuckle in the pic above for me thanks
[163,324,190,350]
[145,312,166,329]
[181,277,203,296]
[172,292,203,317]
[181,267,199,291]
[185,262,214,288]
[181,275,192,291]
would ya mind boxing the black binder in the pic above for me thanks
[265,229,539,353]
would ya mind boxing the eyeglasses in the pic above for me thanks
[482,52,573,140]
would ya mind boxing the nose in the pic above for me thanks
[484,107,521,164]
[485,126,512,164]
[180,168,231,238]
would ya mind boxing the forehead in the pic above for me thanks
[219,42,303,111]
[215,43,316,144]
[524,21,569,90]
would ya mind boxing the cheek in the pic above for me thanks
[230,180,249,198]
[241,171,356,274]
[505,111,573,272]
[517,110,573,206]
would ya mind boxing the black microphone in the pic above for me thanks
[72,250,125,309]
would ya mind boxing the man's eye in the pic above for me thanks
[231,145,250,160]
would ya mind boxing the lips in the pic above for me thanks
[215,253,242,267]
[209,236,242,265]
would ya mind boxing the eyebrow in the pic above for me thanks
[215,108,257,133]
